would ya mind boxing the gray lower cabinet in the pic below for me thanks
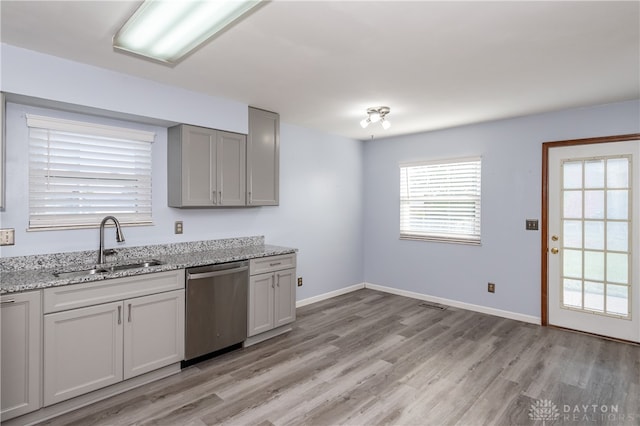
[123,291,185,380]
[168,124,246,207]
[44,301,123,405]
[43,271,185,406]
[1,291,42,421]
[247,107,279,206]
[248,273,275,336]
[273,268,296,327]
[1,92,5,209]
[248,254,296,337]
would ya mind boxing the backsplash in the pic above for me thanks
[0,236,264,272]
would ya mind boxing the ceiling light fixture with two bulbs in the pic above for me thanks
[360,106,391,130]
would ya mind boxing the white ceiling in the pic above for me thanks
[1,1,639,140]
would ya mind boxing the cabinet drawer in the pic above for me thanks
[250,254,296,275]
[44,270,185,314]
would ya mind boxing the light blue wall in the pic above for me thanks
[0,44,247,133]
[0,45,364,302]
[2,43,638,316]
[363,100,640,318]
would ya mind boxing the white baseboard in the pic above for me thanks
[364,282,541,325]
[296,283,365,308]
[295,281,540,325]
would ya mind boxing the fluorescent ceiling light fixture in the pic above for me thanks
[114,0,263,64]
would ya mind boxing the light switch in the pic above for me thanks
[526,219,539,231]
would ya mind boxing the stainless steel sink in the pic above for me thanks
[53,259,164,278]
[52,268,110,278]
[110,260,164,271]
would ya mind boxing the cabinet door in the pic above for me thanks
[1,291,41,421]
[274,268,296,327]
[218,131,246,206]
[182,125,216,206]
[247,107,279,206]
[248,273,275,337]
[123,290,185,380]
[1,92,5,209]
[44,302,123,406]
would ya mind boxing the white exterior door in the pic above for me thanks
[548,140,640,342]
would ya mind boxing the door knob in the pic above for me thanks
[551,248,559,254]
[551,235,559,241]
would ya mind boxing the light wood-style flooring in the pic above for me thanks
[39,289,640,425]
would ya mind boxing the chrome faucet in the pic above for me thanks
[97,216,125,264]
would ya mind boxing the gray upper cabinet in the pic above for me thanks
[247,107,279,206]
[218,131,246,206]
[168,125,216,207]
[168,124,246,207]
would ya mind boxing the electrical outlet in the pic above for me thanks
[0,228,15,246]
[488,282,495,293]
[297,277,303,287]
[175,221,183,234]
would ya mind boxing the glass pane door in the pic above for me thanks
[561,156,631,318]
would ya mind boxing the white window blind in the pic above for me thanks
[400,157,481,244]
[27,114,154,230]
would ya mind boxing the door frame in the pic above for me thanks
[541,133,640,326]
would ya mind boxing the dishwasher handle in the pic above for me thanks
[187,266,248,280]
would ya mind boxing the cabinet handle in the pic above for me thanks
[212,191,217,205]
[128,303,132,322]
[276,274,280,287]
[248,191,252,205]
[219,190,222,204]
[118,305,122,325]
[270,262,282,267]
[188,265,248,280]
[271,280,275,288]
[0,299,15,304]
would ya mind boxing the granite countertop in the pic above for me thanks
[0,236,296,294]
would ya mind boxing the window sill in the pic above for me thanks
[400,234,481,246]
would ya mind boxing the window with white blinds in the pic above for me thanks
[400,157,481,244]
[27,114,154,230]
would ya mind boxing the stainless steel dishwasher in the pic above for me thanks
[184,261,248,363]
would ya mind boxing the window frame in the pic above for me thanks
[399,156,482,245]
[27,113,155,231]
